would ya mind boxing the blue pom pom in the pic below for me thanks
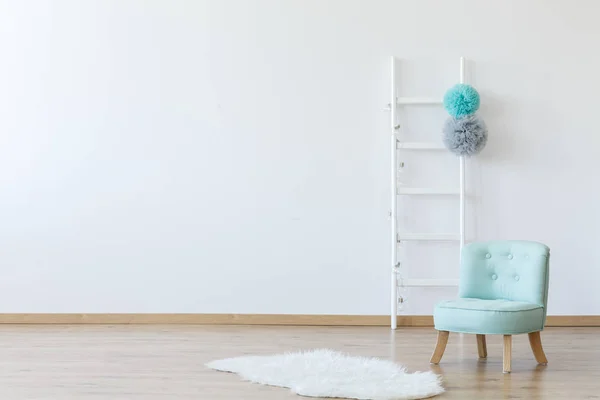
[443,84,480,118]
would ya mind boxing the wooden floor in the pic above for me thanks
[0,326,598,399]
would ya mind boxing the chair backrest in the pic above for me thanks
[458,240,550,311]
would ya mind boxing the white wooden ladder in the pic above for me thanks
[389,57,467,329]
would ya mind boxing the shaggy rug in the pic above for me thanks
[205,349,444,400]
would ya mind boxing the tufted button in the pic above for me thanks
[485,253,491,259]
[508,254,513,260]
[491,274,498,280]
[514,275,520,281]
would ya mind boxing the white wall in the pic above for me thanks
[0,0,597,314]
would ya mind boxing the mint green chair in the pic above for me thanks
[430,240,550,373]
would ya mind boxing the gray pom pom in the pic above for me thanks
[442,114,488,156]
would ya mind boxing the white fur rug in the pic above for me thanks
[205,349,444,400]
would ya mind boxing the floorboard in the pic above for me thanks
[0,325,597,399]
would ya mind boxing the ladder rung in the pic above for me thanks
[396,97,443,105]
[397,233,460,241]
[403,278,459,287]
[397,142,445,150]
[397,187,459,195]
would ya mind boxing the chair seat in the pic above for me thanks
[434,298,545,335]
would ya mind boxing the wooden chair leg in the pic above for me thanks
[476,334,487,358]
[528,331,548,365]
[503,335,512,373]
[430,330,449,364]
